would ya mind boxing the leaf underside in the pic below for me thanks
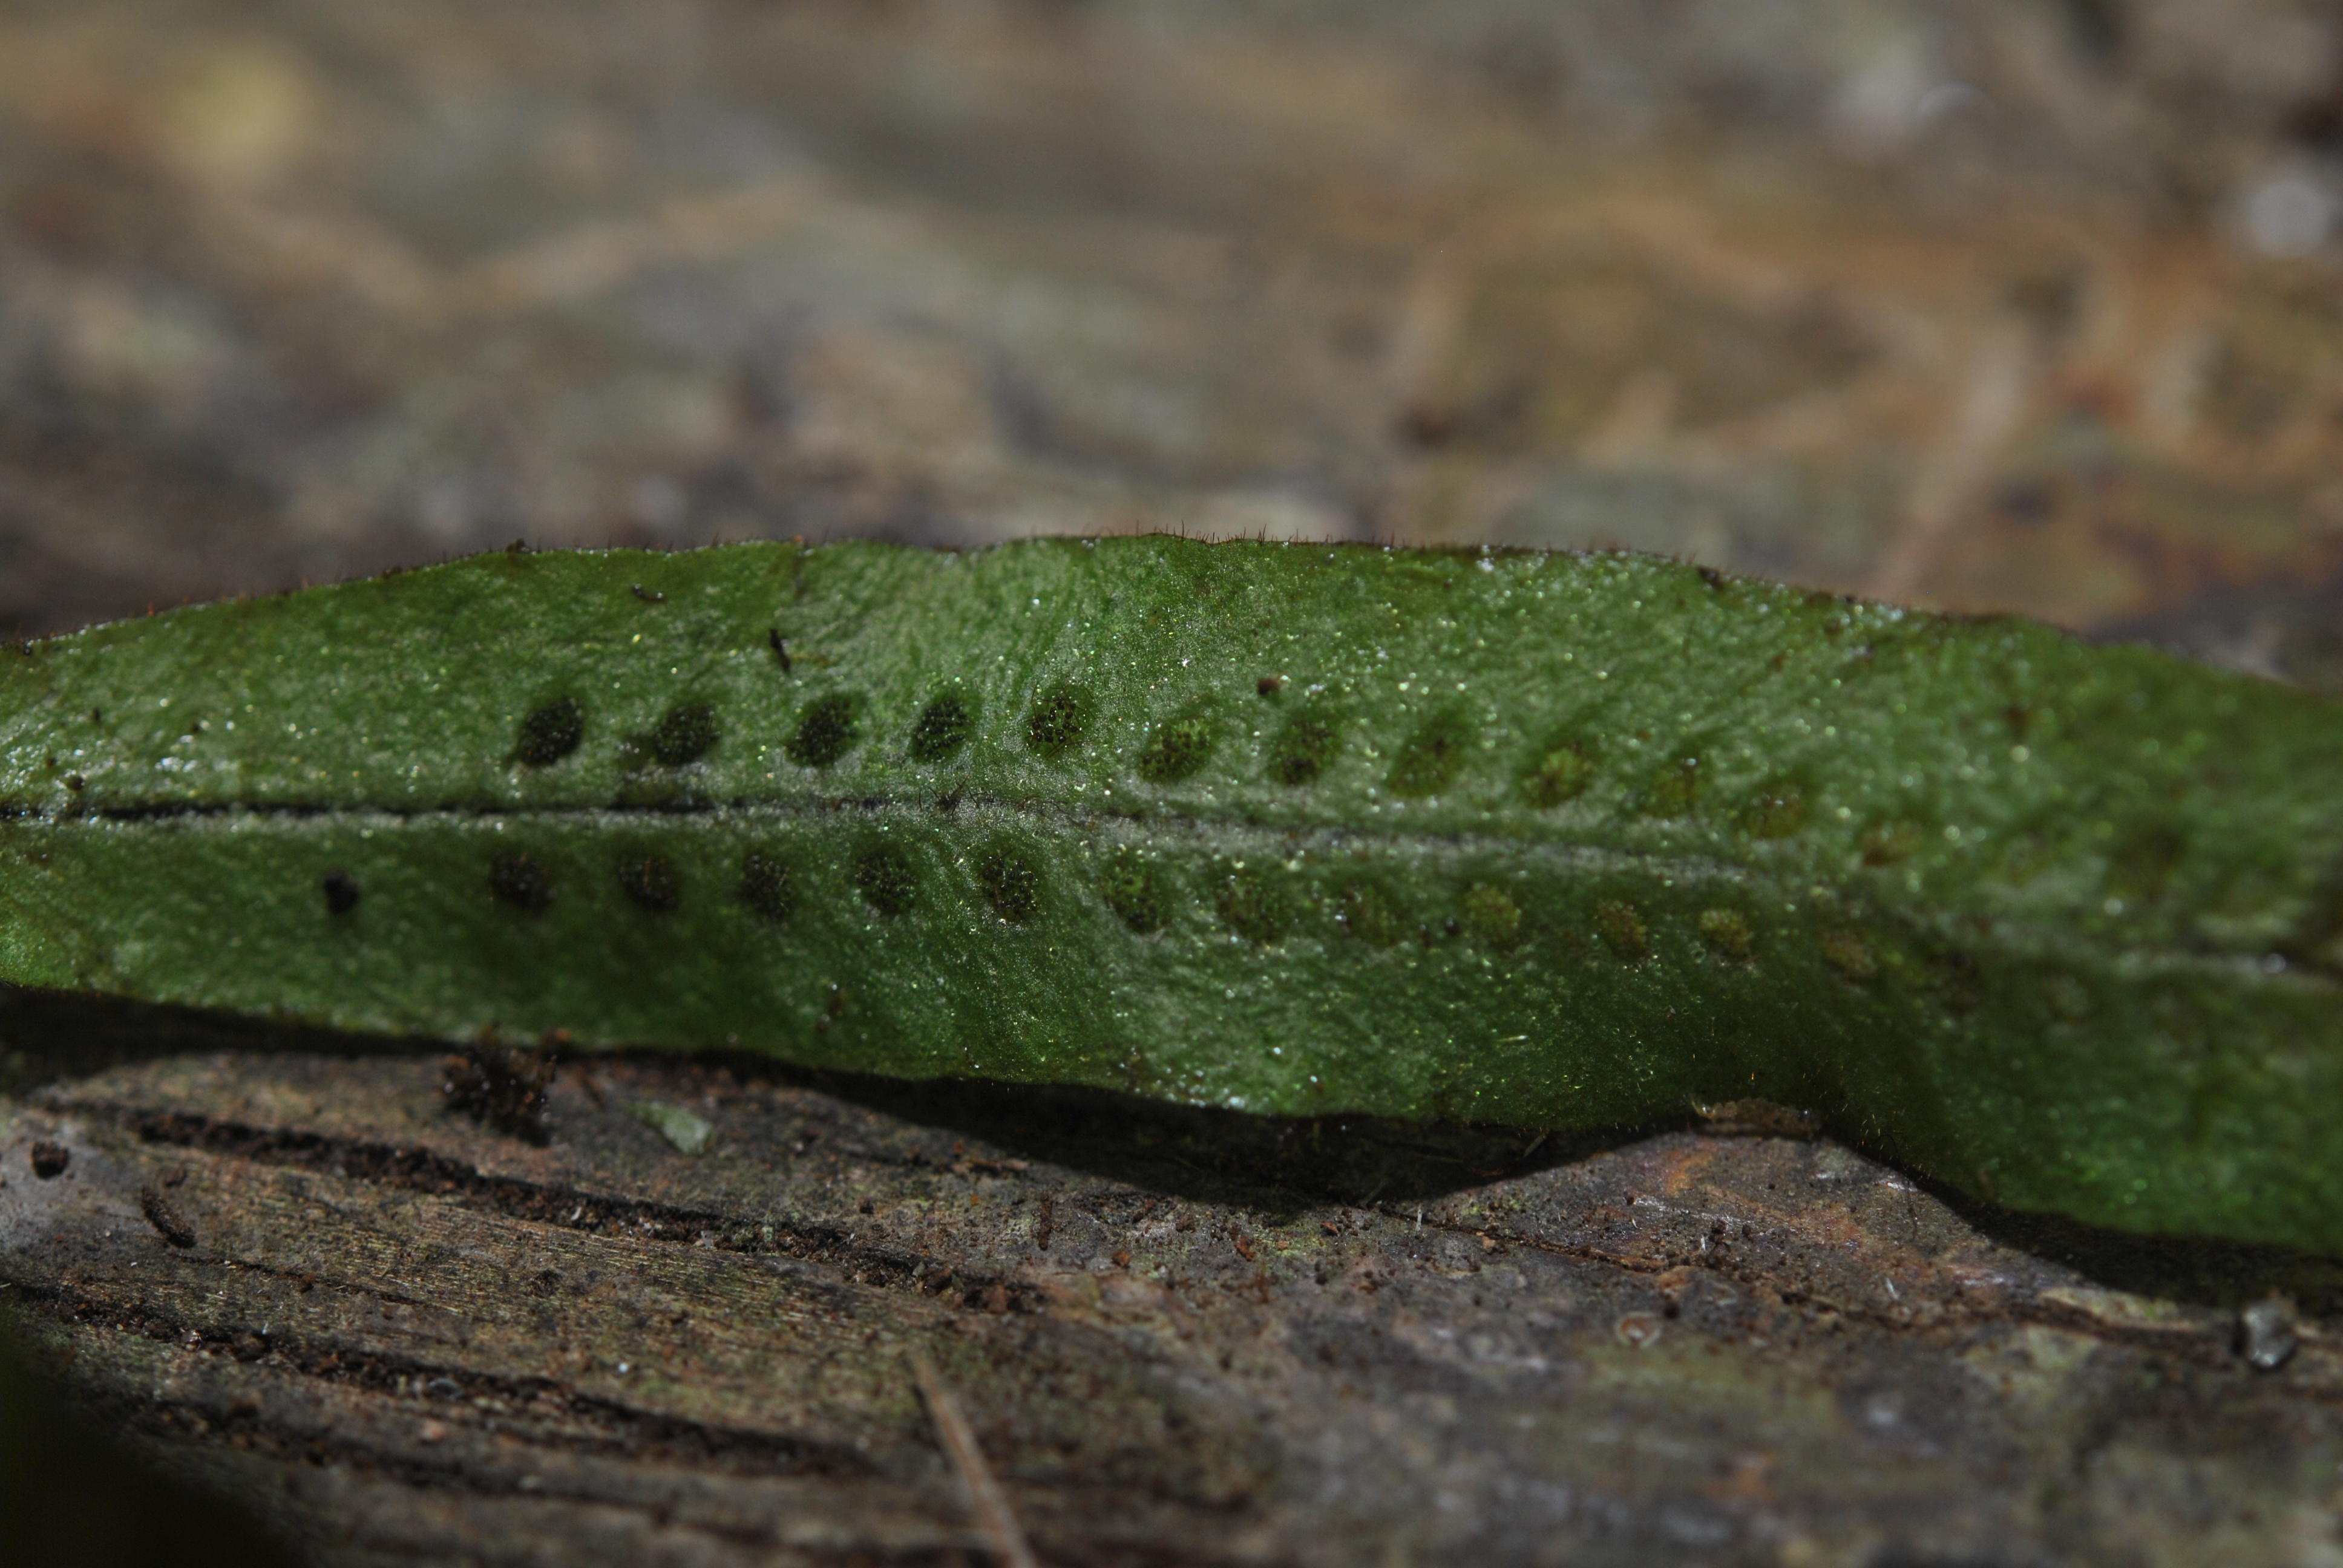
[2,537,2339,1252]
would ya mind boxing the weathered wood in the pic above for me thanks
[3,991,2338,1564]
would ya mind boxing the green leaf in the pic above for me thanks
[2,537,2340,1253]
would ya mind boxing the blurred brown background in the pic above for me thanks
[6,0,2343,690]
[8,4,2343,1566]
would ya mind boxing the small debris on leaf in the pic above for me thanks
[139,1183,198,1247]
[2238,1296,2299,1371]
[1692,1099,1823,1138]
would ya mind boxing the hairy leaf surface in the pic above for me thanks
[2,538,2339,1251]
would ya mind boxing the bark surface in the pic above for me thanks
[2,992,2338,1564]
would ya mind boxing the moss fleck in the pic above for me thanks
[1697,907,1755,960]
[618,854,681,913]
[1388,711,1470,798]
[1026,681,1093,759]
[855,843,917,918]
[1861,820,1924,866]
[517,698,583,766]
[631,1100,712,1155]
[1524,741,1594,808]
[1102,851,1173,933]
[1640,756,1701,817]
[978,844,1042,923]
[1269,713,1339,787]
[2108,825,2185,905]
[1136,711,1219,783]
[1930,948,1984,1014]
[741,852,795,922]
[1594,900,1648,962]
[1217,868,1291,944]
[489,851,553,913]
[1820,928,1878,980]
[653,704,719,766]
[784,694,857,768]
[908,694,974,763]
[1461,884,1524,949]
